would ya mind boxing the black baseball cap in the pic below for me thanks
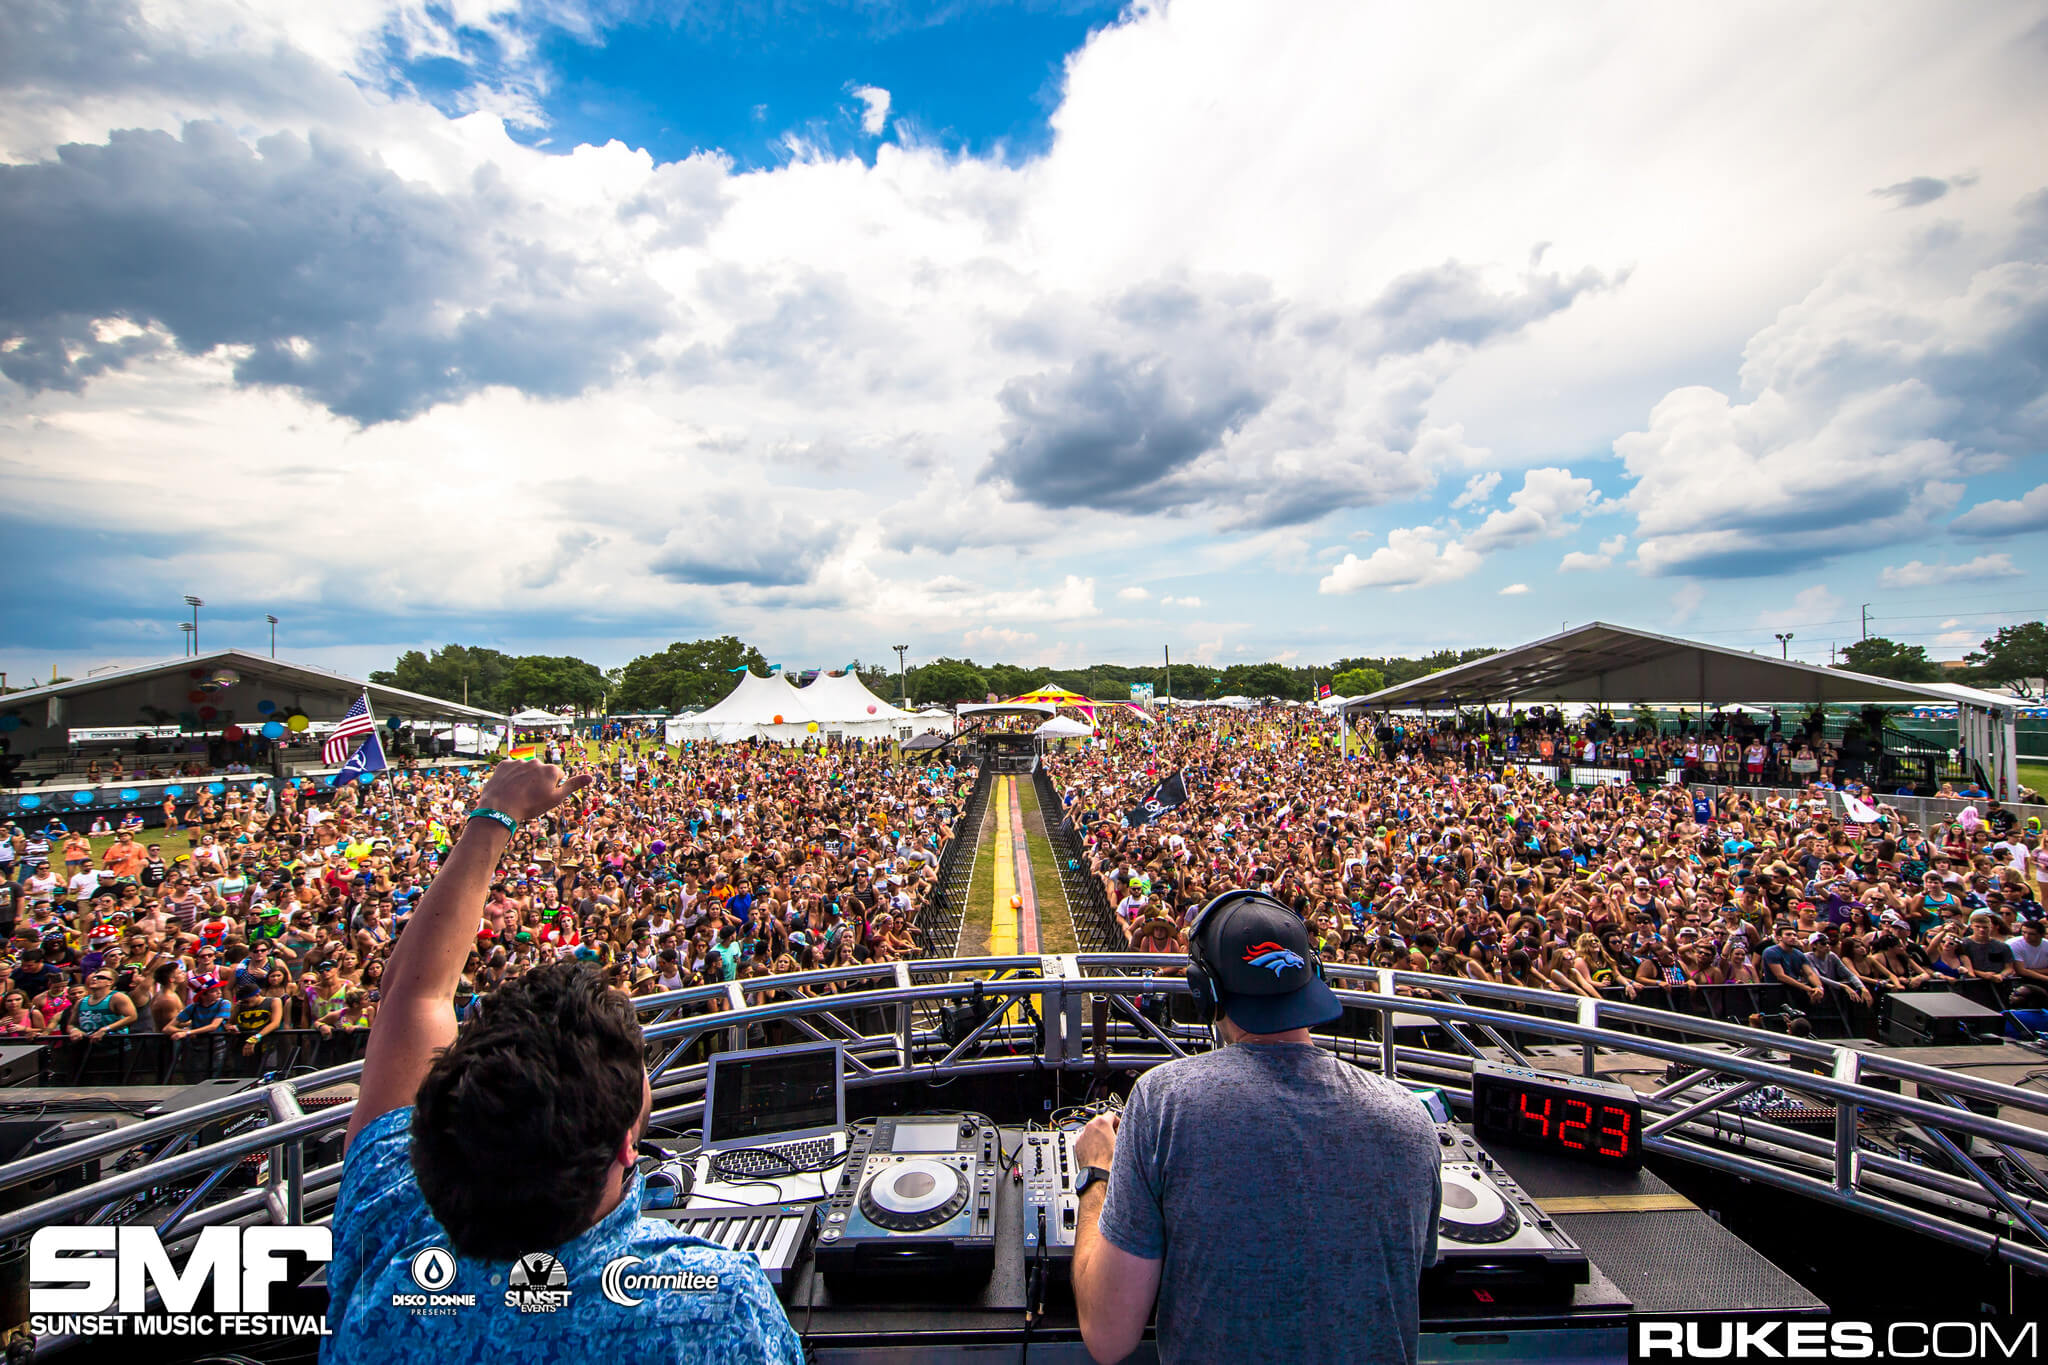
[1195,891,1342,1034]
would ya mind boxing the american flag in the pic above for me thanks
[323,693,375,765]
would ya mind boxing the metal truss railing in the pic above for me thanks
[3,956,2046,1279]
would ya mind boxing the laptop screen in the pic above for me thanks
[706,1046,841,1144]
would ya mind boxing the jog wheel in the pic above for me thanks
[858,1159,969,1232]
[1437,1167,1521,1244]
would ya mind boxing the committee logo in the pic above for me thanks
[1241,941,1304,976]
[390,1246,474,1317]
[504,1252,572,1314]
[600,1255,720,1307]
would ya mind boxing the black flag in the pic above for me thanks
[1125,771,1188,827]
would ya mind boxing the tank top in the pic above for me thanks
[75,991,124,1033]
[235,999,276,1034]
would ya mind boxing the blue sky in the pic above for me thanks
[0,0,2044,684]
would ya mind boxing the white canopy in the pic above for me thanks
[1035,716,1093,737]
[660,709,700,745]
[798,670,916,737]
[666,672,817,745]
[508,708,571,730]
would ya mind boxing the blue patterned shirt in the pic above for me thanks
[323,1107,804,1365]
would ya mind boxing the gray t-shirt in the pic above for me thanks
[1098,1042,1442,1365]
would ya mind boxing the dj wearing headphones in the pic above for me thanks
[1071,889,1442,1365]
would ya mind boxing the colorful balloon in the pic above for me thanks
[261,721,285,739]
[807,722,819,733]
[222,724,244,740]
[773,715,784,724]
[187,690,208,704]
[197,705,217,721]
[287,714,310,733]
[867,704,877,714]
[256,699,276,714]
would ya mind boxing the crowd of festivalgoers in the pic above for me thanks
[3,700,2044,1068]
[1047,706,2048,1034]
[0,735,972,1070]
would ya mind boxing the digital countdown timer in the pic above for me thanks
[1470,1061,1643,1169]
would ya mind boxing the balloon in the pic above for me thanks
[222,724,244,740]
[287,714,310,733]
[197,705,217,721]
[773,715,784,724]
[867,704,877,714]
[187,690,209,703]
[807,722,819,733]
[387,715,403,730]
[261,721,285,739]
[0,715,18,732]
[651,840,667,854]
[256,700,276,714]
[120,789,140,801]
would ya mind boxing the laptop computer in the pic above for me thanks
[686,1041,848,1207]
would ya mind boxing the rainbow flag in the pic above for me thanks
[508,743,540,761]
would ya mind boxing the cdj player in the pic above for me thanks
[816,1114,1001,1284]
[1423,1123,1589,1301]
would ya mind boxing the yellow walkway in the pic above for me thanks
[989,776,1018,955]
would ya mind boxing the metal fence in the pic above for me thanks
[1032,766,1123,950]
[912,766,995,960]
[20,1028,372,1087]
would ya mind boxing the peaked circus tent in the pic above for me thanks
[798,670,916,737]
[665,672,818,745]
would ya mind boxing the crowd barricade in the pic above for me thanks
[914,766,994,959]
[1033,767,1124,952]
[35,1028,371,1086]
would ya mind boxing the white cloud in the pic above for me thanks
[1318,528,1481,594]
[851,85,892,137]
[1449,470,1500,510]
[1464,467,1600,553]
[1559,535,1627,572]
[1499,583,1530,596]
[1160,594,1202,607]
[1116,585,1151,601]
[965,625,1037,652]
[1951,483,2048,538]
[1669,581,1708,627]
[1878,555,2022,587]
[1758,585,1841,631]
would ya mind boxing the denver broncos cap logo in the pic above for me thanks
[1241,941,1304,976]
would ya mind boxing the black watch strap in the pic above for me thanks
[1075,1165,1111,1196]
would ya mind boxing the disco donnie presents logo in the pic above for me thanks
[1241,941,1304,976]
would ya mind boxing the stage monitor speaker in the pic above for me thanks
[0,1117,118,1214]
[1880,991,2002,1046]
[0,1045,45,1087]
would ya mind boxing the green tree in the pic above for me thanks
[910,658,989,703]
[371,644,516,710]
[1836,637,1940,683]
[1964,621,2048,697]
[612,637,769,713]
[1332,666,1385,698]
[501,655,607,712]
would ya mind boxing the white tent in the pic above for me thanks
[666,673,818,745]
[1035,716,1093,738]
[508,708,571,732]
[1316,693,1350,712]
[660,709,701,745]
[911,708,954,736]
[798,670,917,738]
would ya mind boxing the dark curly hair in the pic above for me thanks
[411,960,645,1259]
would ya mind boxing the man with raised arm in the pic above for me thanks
[324,760,801,1365]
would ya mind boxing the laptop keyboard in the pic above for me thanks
[714,1136,836,1177]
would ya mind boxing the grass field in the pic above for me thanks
[955,796,997,959]
[1015,776,1077,954]
[2022,762,2047,802]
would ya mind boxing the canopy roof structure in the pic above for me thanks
[0,648,504,754]
[508,708,571,729]
[957,702,1057,719]
[1035,716,1093,737]
[1343,622,2023,797]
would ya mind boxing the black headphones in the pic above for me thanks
[1182,888,1325,1025]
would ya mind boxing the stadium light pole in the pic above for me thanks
[183,596,203,655]
[265,614,279,658]
[1775,632,1794,659]
[892,644,909,709]
[180,621,196,657]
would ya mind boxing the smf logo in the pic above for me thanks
[28,1225,331,1338]
[390,1247,476,1317]
[1241,941,1304,977]
[505,1252,572,1313]
[600,1255,720,1307]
